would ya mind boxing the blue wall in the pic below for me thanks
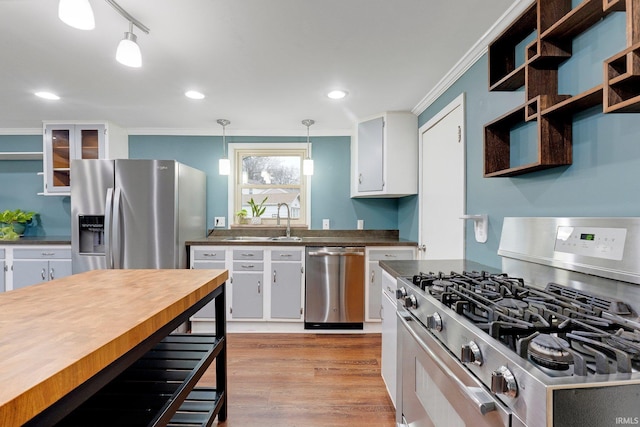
[0,135,71,236]
[411,12,638,268]
[129,135,399,231]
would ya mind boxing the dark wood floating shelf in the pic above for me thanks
[540,85,604,116]
[489,64,526,91]
[484,0,640,177]
[540,0,614,40]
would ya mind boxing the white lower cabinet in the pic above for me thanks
[191,247,226,318]
[366,247,415,321]
[271,249,303,319]
[231,248,264,319]
[189,246,304,328]
[10,246,72,290]
[381,270,398,407]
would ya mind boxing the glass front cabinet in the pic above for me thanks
[42,122,128,195]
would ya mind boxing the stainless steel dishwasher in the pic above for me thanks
[304,246,365,329]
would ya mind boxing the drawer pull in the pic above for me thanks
[41,252,55,256]
[279,254,292,257]
[241,264,255,269]
[384,254,398,258]
[240,253,255,257]
[203,253,217,257]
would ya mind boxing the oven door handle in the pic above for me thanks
[398,313,497,415]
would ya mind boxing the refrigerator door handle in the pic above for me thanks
[112,187,123,269]
[104,187,114,269]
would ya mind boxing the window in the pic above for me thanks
[232,146,309,226]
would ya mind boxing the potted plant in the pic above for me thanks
[236,208,248,224]
[0,209,36,240]
[247,196,267,224]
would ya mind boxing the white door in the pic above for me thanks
[419,94,465,260]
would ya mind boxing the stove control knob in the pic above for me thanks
[404,294,418,309]
[491,366,518,398]
[396,287,407,300]
[461,341,483,366]
[426,312,443,331]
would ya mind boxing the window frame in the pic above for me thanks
[227,142,311,227]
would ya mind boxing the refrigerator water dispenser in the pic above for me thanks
[78,215,105,255]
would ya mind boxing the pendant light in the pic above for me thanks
[58,0,95,30]
[302,119,315,176]
[107,0,149,68]
[218,119,231,176]
[116,21,142,68]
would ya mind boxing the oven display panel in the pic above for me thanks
[555,226,627,260]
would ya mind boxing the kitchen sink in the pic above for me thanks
[222,236,302,242]
[269,236,302,241]
[222,236,273,242]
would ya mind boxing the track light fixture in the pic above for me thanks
[218,119,231,176]
[58,0,150,68]
[302,119,315,176]
[58,0,95,30]
[116,21,142,68]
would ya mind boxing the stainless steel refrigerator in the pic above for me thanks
[71,159,206,273]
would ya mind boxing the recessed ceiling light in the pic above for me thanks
[35,92,60,100]
[185,90,205,100]
[327,90,348,100]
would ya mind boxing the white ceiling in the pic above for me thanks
[0,0,518,135]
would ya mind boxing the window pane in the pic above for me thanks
[242,155,300,185]
[241,188,301,219]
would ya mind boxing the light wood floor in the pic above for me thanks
[198,333,396,427]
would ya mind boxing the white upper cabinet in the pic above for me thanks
[351,111,418,198]
[42,121,128,196]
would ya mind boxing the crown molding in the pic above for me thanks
[412,0,535,116]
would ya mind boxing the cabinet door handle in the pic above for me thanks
[41,268,46,280]
[358,173,363,184]
[257,280,261,294]
[273,270,277,283]
[50,268,54,280]
[371,271,375,284]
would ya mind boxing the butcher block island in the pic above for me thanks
[0,269,228,427]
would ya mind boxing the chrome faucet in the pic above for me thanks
[277,203,291,238]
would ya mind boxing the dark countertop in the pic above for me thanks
[0,236,71,245]
[379,259,501,278]
[187,229,417,247]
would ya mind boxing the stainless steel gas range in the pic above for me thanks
[396,217,640,427]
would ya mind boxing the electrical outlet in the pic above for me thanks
[357,219,364,230]
[214,217,225,227]
[322,219,330,230]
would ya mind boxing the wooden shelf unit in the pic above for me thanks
[488,2,537,91]
[604,42,640,112]
[484,0,640,177]
[484,105,572,177]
